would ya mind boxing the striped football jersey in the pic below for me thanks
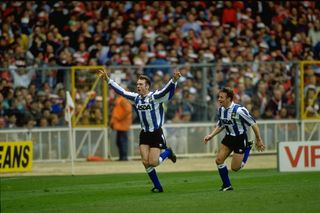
[108,79,177,132]
[217,102,256,136]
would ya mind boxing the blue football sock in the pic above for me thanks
[159,148,170,162]
[242,145,251,164]
[217,164,231,187]
[146,167,162,189]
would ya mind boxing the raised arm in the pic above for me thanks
[152,70,182,103]
[172,70,182,83]
[96,67,110,82]
[96,68,137,102]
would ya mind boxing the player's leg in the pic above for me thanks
[159,147,176,164]
[148,147,161,167]
[156,128,176,164]
[241,140,253,168]
[216,144,233,191]
[140,145,163,192]
[231,153,244,171]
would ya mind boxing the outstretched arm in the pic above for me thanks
[96,67,137,102]
[203,126,225,144]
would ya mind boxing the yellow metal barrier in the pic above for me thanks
[300,61,320,120]
[70,66,108,128]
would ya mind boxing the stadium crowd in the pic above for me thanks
[0,1,320,128]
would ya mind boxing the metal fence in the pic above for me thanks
[0,120,319,162]
[1,61,319,162]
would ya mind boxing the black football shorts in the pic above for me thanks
[139,128,167,149]
[221,134,248,154]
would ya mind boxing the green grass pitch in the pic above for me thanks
[1,169,320,213]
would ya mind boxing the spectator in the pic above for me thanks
[0,116,6,129]
[9,59,35,88]
[49,113,61,126]
[1,1,319,125]
[110,91,133,161]
[308,22,320,59]
[5,97,25,125]
[0,93,5,117]
[39,117,49,127]
[304,85,319,117]
[26,100,42,125]
[265,86,284,118]
[24,116,36,129]
[261,106,275,119]
[252,80,268,115]
[144,50,172,78]
[7,113,17,128]
[221,1,237,26]
[181,12,202,37]
[90,107,103,125]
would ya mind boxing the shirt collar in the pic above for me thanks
[225,101,235,110]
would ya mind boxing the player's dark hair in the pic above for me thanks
[138,75,151,87]
[220,87,234,100]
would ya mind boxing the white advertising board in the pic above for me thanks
[278,141,320,172]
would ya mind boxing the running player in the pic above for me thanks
[97,68,181,192]
[203,87,265,191]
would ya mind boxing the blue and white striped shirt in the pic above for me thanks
[217,102,256,136]
[109,79,177,132]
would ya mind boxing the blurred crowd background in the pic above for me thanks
[0,1,320,129]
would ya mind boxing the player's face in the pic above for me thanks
[218,92,232,108]
[136,79,149,96]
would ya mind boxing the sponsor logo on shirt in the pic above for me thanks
[137,104,152,111]
[231,112,237,119]
[221,119,233,125]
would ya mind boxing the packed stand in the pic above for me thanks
[0,1,320,128]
